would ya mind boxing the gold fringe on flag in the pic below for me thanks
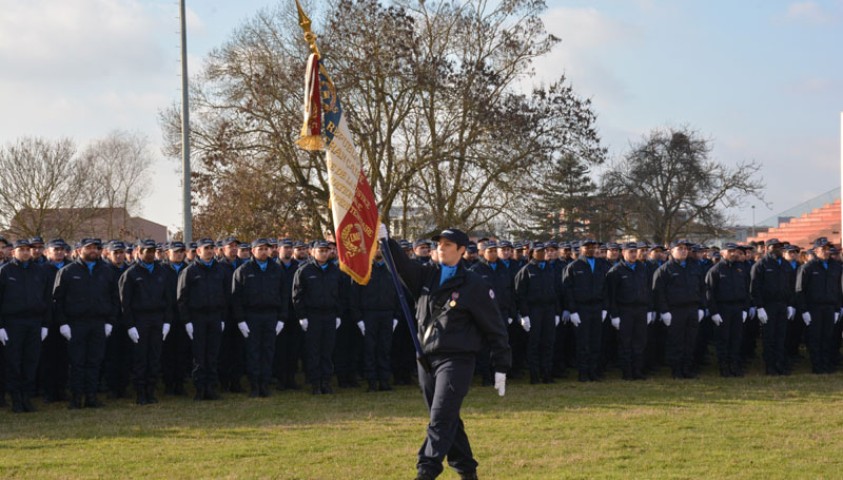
[296,53,324,151]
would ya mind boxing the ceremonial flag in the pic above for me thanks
[296,52,380,285]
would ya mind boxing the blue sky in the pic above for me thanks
[0,0,840,234]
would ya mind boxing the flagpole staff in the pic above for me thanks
[294,0,321,59]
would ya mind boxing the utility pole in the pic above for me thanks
[180,0,193,243]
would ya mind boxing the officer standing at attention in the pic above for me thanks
[231,238,289,398]
[514,242,559,384]
[382,225,510,480]
[53,238,119,409]
[795,238,843,374]
[705,243,750,377]
[0,239,52,412]
[750,239,797,375]
[39,239,70,403]
[119,239,175,405]
[103,240,131,399]
[162,241,191,395]
[562,239,610,382]
[652,239,706,379]
[177,238,231,400]
[605,242,652,380]
[274,239,303,391]
[292,240,344,395]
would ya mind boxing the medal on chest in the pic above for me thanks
[449,291,459,308]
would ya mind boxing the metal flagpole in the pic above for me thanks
[180,0,193,243]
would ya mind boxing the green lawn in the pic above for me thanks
[2,361,843,479]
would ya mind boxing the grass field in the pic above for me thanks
[2,359,843,479]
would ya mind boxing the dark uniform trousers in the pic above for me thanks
[527,304,555,378]
[104,323,132,395]
[575,306,603,378]
[4,317,42,396]
[714,306,744,373]
[132,312,164,390]
[161,321,191,390]
[219,320,246,390]
[305,313,337,386]
[507,315,528,375]
[761,303,788,373]
[362,310,394,383]
[391,319,417,384]
[617,306,647,377]
[667,307,699,375]
[417,354,478,477]
[67,320,107,396]
[39,323,69,400]
[807,305,837,373]
[334,315,362,383]
[191,312,223,389]
[274,318,303,386]
[244,311,276,387]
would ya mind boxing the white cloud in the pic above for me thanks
[783,1,840,25]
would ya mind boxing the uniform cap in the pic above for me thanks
[431,229,470,248]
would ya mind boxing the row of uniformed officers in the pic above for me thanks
[0,233,839,412]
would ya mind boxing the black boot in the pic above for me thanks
[311,383,321,395]
[21,394,36,412]
[85,394,105,408]
[68,394,83,410]
[11,393,25,413]
[174,383,186,396]
[136,388,148,405]
[367,380,378,392]
[0,393,6,408]
[205,385,220,400]
[194,386,206,401]
[249,383,260,398]
[320,380,333,395]
[146,385,158,404]
[285,373,300,390]
[259,383,271,398]
[460,471,479,480]
[378,380,392,391]
[530,372,540,385]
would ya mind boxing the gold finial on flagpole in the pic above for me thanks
[294,0,321,59]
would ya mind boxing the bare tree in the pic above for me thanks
[601,127,765,244]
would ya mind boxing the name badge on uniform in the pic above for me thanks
[449,292,459,308]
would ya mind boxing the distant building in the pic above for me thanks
[6,207,167,243]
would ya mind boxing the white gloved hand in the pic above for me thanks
[742,311,748,323]
[611,317,620,330]
[357,320,366,336]
[41,327,48,341]
[104,323,113,337]
[0,328,8,346]
[711,314,723,326]
[787,306,796,320]
[647,312,656,324]
[570,313,581,327]
[697,309,705,322]
[377,223,388,240]
[520,316,531,332]
[601,310,608,321]
[554,315,560,327]
[802,312,811,326]
[494,372,506,397]
[661,312,672,327]
[238,321,250,338]
[757,308,768,324]
[276,321,284,335]
[507,317,513,325]
[562,310,571,322]
[300,318,309,332]
[221,321,225,332]
[162,323,171,341]
[393,319,398,331]
[185,322,194,340]
[336,317,341,329]
[127,327,140,344]
[835,312,840,324]
[60,324,71,340]
[748,307,757,319]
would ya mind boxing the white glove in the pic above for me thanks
[393,319,398,331]
[802,312,811,326]
[185,322,194,340]
[748,307,757,319]
[494,372,506,397]
[835,312,840,324]
[507,317,513,325]
[757,308,768,324]
[300,318,309,332]
[520,316,531,332]
[742,311,748,323]
[570,313,581,327]
[104,323,113,337]
[336,317,341,329]
[697,309,705,322]
[554,315,560,327]
[601,310,607,321]
[562,310,571,322]
[127,327,140,344]
[238,321,250,338]
[60,324,71,340]
[221,321,225,332]
[357,320,365,336]
[661,312,672,327]
[787,306,796,320]
[276,321,284,335]
[377,223,388,240]
[41,327,48,341]
[611,317,620,330]
[711,314,723,326]
[0,328,8,346]
[647,312,656,324]
[162,323,171,341]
